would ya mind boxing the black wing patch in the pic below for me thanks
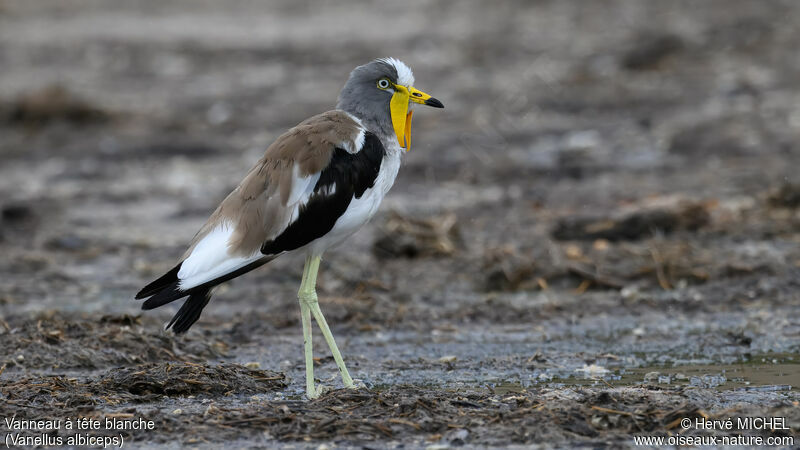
[261,131,385,255]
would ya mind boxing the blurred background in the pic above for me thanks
[1,0,799,445]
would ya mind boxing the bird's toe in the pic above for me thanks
[314,384,331,398]
[347,378,368,390]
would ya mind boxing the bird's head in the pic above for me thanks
[337,58,443,151]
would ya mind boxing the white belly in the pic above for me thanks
[306,149,401,256]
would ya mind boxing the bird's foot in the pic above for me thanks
[306,384,329,400]
[346,378,367,390]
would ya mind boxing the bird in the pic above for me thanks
[135,58,443,398]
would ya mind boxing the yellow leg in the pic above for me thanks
[298,255,354,393]
[298,257,319,399]
[309,301,354,387]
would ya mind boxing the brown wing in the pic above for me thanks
[183,110,365,259]
[135,110,370,326]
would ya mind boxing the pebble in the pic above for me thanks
[576,364,609,377]
[643,371,660,382]
[621,285,640,300]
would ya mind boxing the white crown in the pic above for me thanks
[379,57,415,86]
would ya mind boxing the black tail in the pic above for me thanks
[137,263,190,312]
[134,262,212,334]
[135,256,274,334]
[166,288,212,333]
[136,263,182,300]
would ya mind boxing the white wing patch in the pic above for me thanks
[177,223,262,290]
[286,164,321,206]
[341,113,366,154]
[347,127,366,154]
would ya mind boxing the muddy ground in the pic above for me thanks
[1,0,799,448]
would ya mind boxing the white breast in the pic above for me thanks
[306,146,402,255]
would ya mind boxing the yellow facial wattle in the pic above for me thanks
[390,85,411,149]
[389,84,439,151]
[404,110,413,151]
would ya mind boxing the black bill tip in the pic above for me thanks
[425,97,444,108]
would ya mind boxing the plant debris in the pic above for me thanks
[768,182,800,208]
[6,84,110,125]
[620,33,684,70]
[372,211,462,259]
[100,362,287,399]
[1,363,285,406]
[552,202,709,241]
[0,314,226,370]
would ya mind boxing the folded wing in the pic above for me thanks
[135,110,384,331]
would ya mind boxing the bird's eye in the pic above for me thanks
[377,79,391,89]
